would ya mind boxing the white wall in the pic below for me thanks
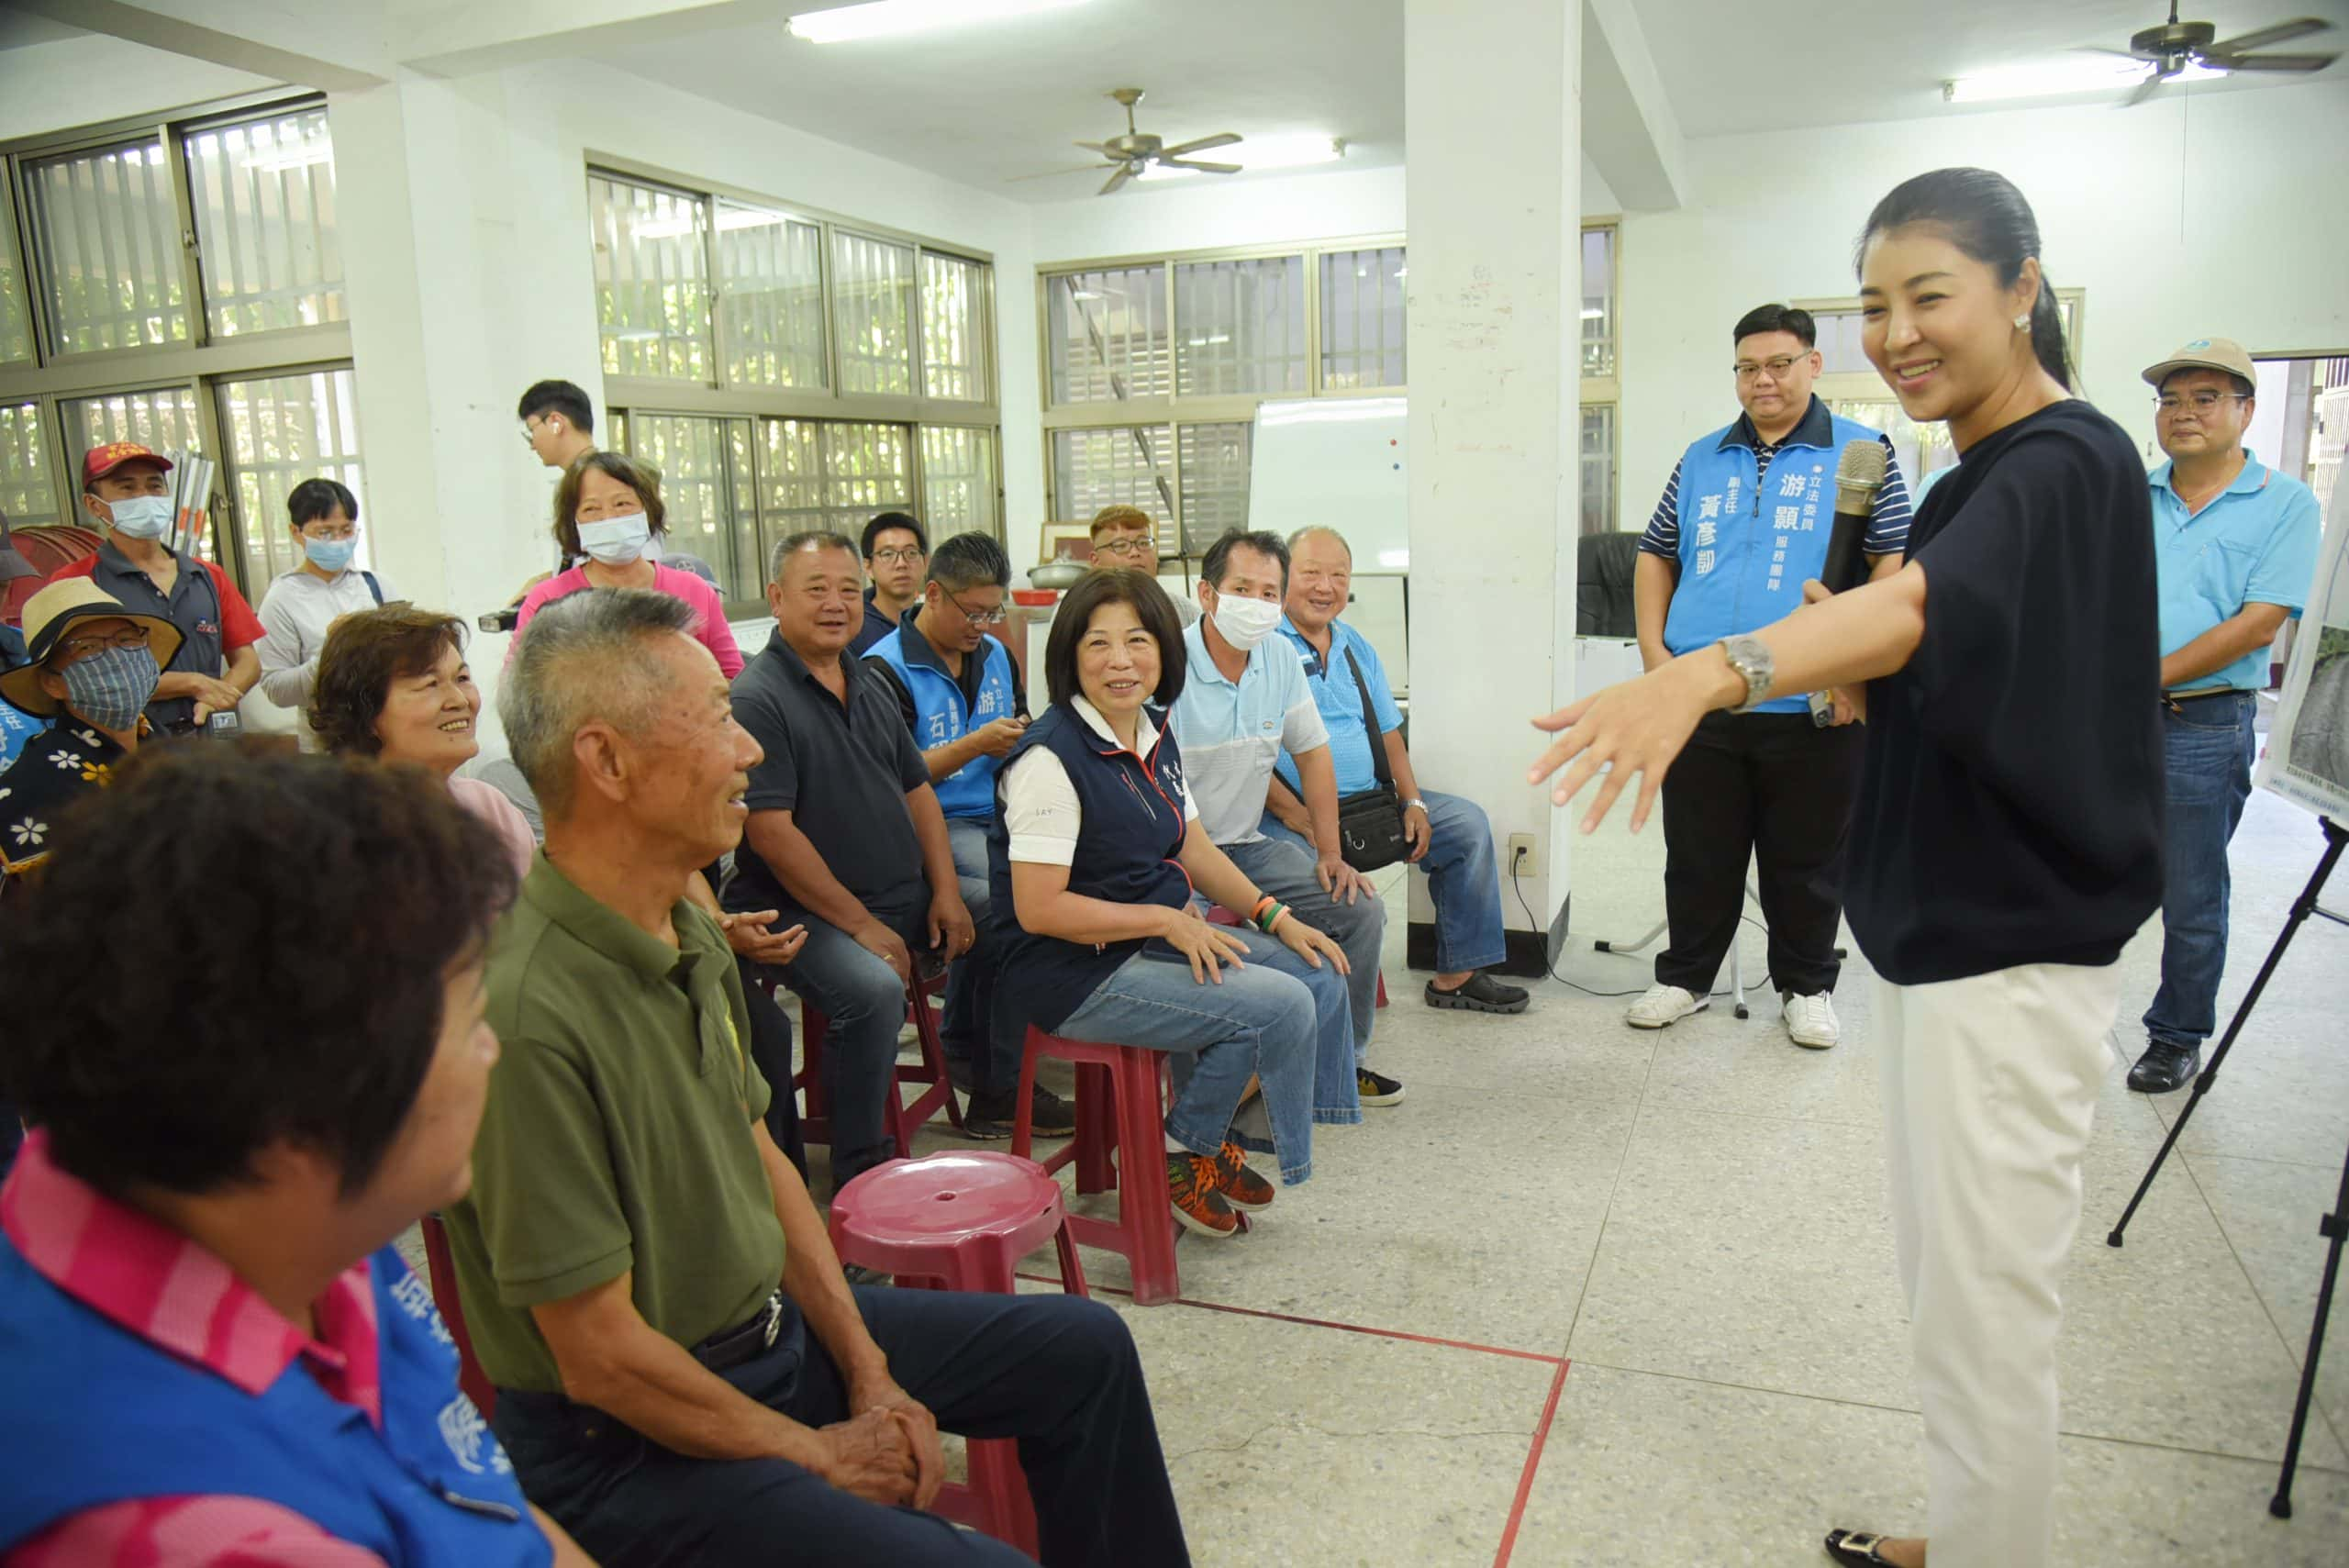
[1609,81,2349,528]
[0,34,280,142]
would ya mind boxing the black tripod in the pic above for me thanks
[2106,815,2347,1519]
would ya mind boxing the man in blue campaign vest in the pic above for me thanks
[864,531,1066,1140]
[0,744,586,1566]
[1630,303,1913,1051]
[2125,337,2321,1095]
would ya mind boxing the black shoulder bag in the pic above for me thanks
[1333,646,1409,873]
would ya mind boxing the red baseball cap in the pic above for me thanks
[82,441,174,487]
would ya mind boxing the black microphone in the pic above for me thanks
[1808,439,1888,728]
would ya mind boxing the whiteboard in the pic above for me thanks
[1248,396,1409,573]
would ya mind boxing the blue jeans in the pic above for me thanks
[1223,831,1385,1064]
[945,817,1020,1093]
[1265,791,1506,975]
[1056,930,1320,1185]
[2143,692,2257,1051]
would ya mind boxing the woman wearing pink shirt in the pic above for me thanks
[511,451,743,678]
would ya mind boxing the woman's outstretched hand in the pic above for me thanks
[1527,656,1729,835]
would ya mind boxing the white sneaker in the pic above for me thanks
[1626,984,1706,1029]
[1783,991,1840,1050]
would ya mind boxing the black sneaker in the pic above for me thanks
[1425,971,1531,1014]
[1355,1067,1406,1106]
[2127,1040,2201,1095]
[963,1084,1076,1140]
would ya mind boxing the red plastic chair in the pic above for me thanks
[790,970,964,1155]
[829,1151,1088,1556]
[1011,1026,1186,1307]
[418,1214,496,1418]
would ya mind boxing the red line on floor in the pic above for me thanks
[1013,1272,1566,1365]
[1491,1358,1572,1568]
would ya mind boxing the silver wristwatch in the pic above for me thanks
[1719,634,1776,714]
[1402,798,1429,815]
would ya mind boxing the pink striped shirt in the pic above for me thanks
[1,1133,392,1567]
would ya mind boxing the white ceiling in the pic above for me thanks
[581,0,1404,205]
[579,0,2346,202]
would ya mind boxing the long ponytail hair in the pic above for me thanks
[1855,168,2072,392]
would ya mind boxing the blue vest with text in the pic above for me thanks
[867,626,1020,820]
[1662,411,1886,713]
[0,1239,550,1565]
[987,705,1194,1032]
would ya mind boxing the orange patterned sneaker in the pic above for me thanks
[1211,1142,1275,1211]
[1166,1152,1240,1239]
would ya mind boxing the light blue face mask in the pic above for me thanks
[102,495,173,540]
[576,512,651,567]
[60,644,161,732]
[304,535,358,573]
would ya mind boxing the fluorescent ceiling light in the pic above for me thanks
[1138,134,1346,180]
[1943,58,2225,104]
[786,0,1090,44]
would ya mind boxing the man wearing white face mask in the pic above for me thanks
[1170,528,1398,1109]
[48,443,262,737]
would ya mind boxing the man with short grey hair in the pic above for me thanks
[727,532,980,1191]
[456,587,1188,1568]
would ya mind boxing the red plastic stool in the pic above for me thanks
[1011,1026,1188,1307]
[789,970,964,1155]
[829,1151,1088,1556]
[418,1215,496,1418]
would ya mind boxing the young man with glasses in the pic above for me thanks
[1628,304,1911,1051]
[2128,338,2321,1094]
[855,513,929,654]
[254,478,388,718]
[1086,506,1199,627]
[863,532,1065,1140]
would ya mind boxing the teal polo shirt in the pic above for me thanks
[2151,450,2321,692]
[1273,615,1402,798]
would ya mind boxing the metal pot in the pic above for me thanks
[1029,560,1087,590]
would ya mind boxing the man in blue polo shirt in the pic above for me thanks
[1271,525,1531,1016]
[1631,304,1910,1051]
[864,531,1071,1140]
[2128,337,2321,1094]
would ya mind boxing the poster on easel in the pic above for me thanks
[2256,435,2349,823]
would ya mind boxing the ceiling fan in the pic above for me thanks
[2091,6,2339,106]
[1011,87,1243,195]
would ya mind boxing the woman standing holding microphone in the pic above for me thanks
[1530,168,2162,1568]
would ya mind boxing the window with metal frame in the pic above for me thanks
[589,172,712,382]
[1174,422,1252,552]
[831,230,915,397]
[217,366,368,584]
[919,425,997,539]
[716,200,826,390]
[0,172,31,367]
[184,107,343,339]
[1579,404,1616,536]
[625,411,754,599]
[1174,257,1306,397]
[919,250,989,402]
[25,135,190,355]
[1320,245,1405,390]
[0,403,59,529]
[1582,226,1616,379]
[1051,425,1174,547]
[1048,265,1170,405]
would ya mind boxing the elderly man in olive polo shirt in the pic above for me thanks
[442,588,1187,1568]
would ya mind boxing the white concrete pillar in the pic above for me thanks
[1403,0,1582,968]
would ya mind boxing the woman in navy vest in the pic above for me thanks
[1531,170,2161,1568]
[989,570,1351,1240]
[0,746,592,1566]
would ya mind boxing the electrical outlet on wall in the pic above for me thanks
[1507,832,1537,871]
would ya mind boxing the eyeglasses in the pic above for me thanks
[1733,355,1806,382]
[518,421,540,446]
[56,626,151,661]
[948,592,1008,627]
[2155,392,2250,416]
[870,547,926,566]
[1094,536,1156,561]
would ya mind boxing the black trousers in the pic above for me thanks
[1656,709,1862,997]
[494,1286,1189,1568]
[736,953,807,1179]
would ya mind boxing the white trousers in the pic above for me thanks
[1876,962,2121,1568]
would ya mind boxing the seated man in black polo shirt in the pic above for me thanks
[729,530,985,1192]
